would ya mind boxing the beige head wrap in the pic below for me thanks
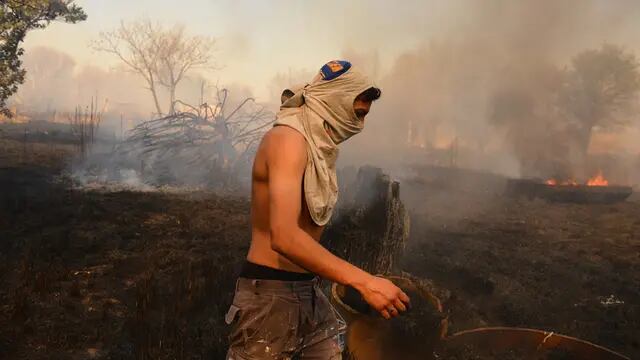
[274,63,376,225]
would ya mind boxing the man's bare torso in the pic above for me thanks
[246,125,321,273]
[238,73,410,322]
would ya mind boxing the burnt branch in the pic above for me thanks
[115,89,273,186]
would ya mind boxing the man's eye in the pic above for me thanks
[355,110,368,118]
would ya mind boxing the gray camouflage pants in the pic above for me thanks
[225,277,345,360]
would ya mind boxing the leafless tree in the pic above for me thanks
[91,19,216,116]
[156,25,216,114]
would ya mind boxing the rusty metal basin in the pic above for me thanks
[442,327,630,360]
[331,275,447,360]
[331,275,630,359]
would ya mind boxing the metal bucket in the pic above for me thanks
[442,327,630,360]
[330,276,629,359]
[331,275,448,360]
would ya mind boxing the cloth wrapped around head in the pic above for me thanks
[274,60,378,226]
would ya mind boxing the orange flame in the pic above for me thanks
[546,171,609,187]
[587,171,608,186]
[545,178,578,186]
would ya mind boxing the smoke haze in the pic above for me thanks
[13,0,640,184]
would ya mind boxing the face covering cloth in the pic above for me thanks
[274,60,376,226]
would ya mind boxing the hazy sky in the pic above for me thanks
[22,1,640,100]
[25,0,640,100]
[23,0,456,100]
[19,0,640,179]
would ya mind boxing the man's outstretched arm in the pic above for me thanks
[265,127,409,318]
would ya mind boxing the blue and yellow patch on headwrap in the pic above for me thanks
[320,60,352,81]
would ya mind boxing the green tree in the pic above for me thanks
[561,44,640,155]
[0,0,86,116]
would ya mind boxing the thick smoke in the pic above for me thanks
[15,47,153,125]
[12,1,640,188]
[13,46,263,134]
[335,0,640,185]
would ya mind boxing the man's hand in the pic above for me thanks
[357,276,410,319]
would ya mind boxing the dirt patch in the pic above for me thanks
[401,170,640,358]
[0,157,250,358]
[1,146,638,358]
[1,192,249,358]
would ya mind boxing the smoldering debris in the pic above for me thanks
[73,88,273,191]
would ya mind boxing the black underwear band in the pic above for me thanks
[240,261,316,281]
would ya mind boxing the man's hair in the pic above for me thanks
[356,87,382,102]
[281,89,295,104]
[280,89,295,105]
[281,89,295,98]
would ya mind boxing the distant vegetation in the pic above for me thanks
[0,0,86,117]
[488,44,640,178]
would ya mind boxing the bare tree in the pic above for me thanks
[91,19,216,116]
[92,20,163,116]
[155,25,216,114]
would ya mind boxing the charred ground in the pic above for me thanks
[0,140,638,359]
[401,167,640,358]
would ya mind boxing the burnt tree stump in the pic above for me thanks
[322,166,410,275]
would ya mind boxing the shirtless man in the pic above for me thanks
[225,61,410,360]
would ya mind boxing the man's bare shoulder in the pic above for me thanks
[260,126,308,166]
[264,125,306,145]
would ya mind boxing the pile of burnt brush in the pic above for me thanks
[108,89,273,190]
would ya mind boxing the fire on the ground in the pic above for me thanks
[545,171,609,187]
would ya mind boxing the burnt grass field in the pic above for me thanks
[0,139,639,359]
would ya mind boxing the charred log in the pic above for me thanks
[323,166,410,275]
